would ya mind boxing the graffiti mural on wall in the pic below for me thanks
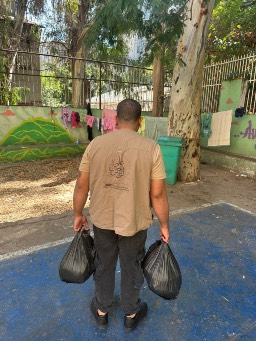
[240,120,256,140]
[0,117,75,146]
[0,109,15,117]
[239,120,256,151]
[0,107,86,162]
[0,145,85,163]
[231,117,256,156]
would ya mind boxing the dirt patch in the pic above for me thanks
[0,158,255,226]
[0,158,255,255]
[0,158,81,223]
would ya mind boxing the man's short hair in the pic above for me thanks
[117,99,141,121]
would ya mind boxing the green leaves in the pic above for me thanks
[207,0,256,61]
[84,0,186,67]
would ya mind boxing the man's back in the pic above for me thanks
[79,129,165,236]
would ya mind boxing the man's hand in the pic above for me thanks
[73,214,89,232]
[160,225,170,243]
[150,179,170,244]
[73,171,90,232]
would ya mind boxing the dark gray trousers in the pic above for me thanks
[92,225,147,315]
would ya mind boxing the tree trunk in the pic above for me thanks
[72,47,86,108]
[152,57,164,117]
[70,0,91,108]
[6,0,27,100]
[168,0,215,182]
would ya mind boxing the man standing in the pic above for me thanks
[73,99,169,332]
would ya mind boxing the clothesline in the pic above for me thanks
[61,108,169,140]
[85,115,115,131]
[61,108,117,133]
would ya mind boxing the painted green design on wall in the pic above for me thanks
[0,118,75,146]
[219,79,245,112]
[201,113,256,158]
[0,145,86,163]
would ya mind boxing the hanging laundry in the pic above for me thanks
[208,110,232,146]
[71,111,77,128]
[61,108,72,129]
[102,108,117,133]
[86,115,95,127]
[75,112,80,123]
[61,108,72,121]
[201,113,212,138]
[144,117,168,141]
[86,103,93,141]
[235,107,245,117]
[62,112,69,129]
[103,117,116,131]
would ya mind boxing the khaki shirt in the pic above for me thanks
[79,129,166,236]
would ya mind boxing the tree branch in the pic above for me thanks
[76,19,94,51]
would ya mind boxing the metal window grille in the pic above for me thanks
[202,54,256,115]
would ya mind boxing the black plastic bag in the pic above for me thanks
[142,240,182,299]
[59,231,95,284]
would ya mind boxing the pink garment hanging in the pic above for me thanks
[71,111,77,128]
[61,108,72,121]
[102,108,117,133]
[62,108,72,128]
[103,117,115,131]
[86,115,95,128]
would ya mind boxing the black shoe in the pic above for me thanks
[124,302,148,332]
[90,301,108,329]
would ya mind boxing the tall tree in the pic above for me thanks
[0,0,44,104]
[79,0,186,114]
[168,0,215,182]
[206,0,256,62]
[68,0,91,107]
[39,0,186,109]
[141,0,185,116]
[45,0,144,107]
[43,0,93,107]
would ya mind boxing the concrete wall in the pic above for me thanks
[0,105,152,163]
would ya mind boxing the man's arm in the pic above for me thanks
[150,179,170,243]
[73,171,90,232]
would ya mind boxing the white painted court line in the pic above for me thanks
[0,237,73,262]
[0,201,255,262]
[169,201,223,216]
[169,201,255,217]
[220,201,256,216]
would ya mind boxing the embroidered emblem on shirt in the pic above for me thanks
[104,149,129,190]
[109,154,125,178]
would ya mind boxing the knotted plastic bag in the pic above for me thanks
[143,240,182,299]
[59,230,95,284]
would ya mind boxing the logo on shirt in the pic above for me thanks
[104,149,129,190]
[109,154,125,178]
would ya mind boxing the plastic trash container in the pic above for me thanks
[157,136,184,185]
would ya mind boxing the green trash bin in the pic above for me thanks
[157,136,184,185]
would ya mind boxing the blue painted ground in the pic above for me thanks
[0,203,255,341]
